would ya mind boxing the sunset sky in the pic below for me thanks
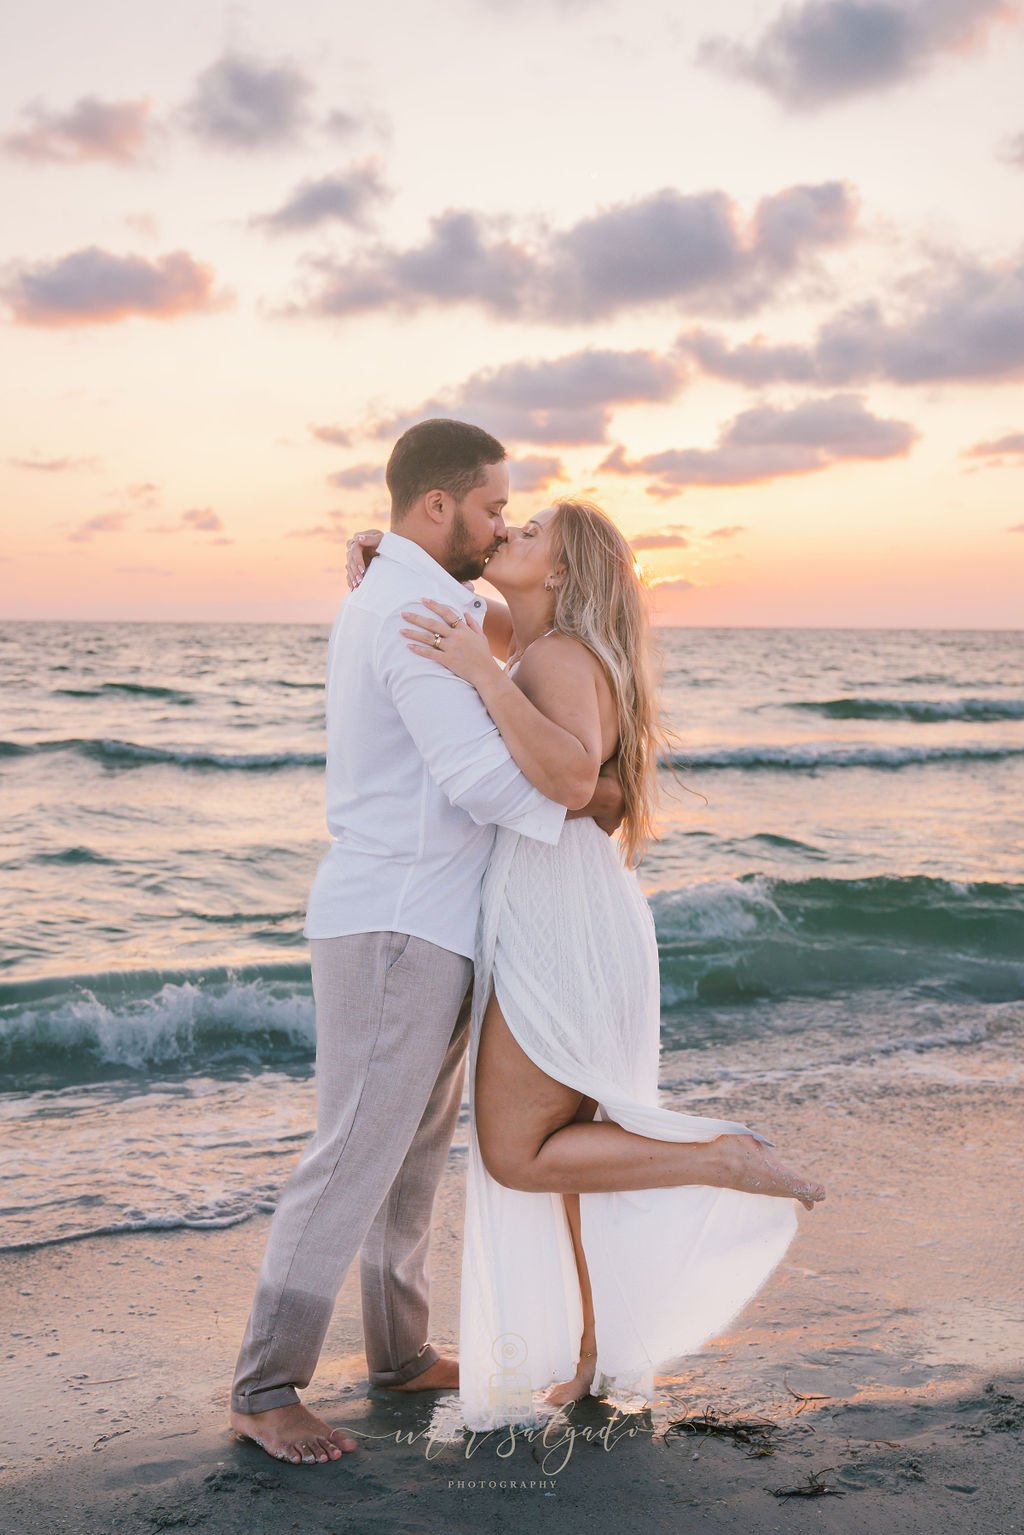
[2,0,1023,626]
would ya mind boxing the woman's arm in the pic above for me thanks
[401,600,604,809]
[347,529,513,661]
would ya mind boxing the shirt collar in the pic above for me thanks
[376,531,479,608]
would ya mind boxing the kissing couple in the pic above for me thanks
[228,416,826,1464]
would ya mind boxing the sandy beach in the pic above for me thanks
[4,1035,1022,1534]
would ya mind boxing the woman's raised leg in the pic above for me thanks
[475,990,825,1210]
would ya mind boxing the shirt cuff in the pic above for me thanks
[513,795,566,845]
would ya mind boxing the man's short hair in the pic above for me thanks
[386,419,506,520]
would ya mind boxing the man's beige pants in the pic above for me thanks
[231,929,473,1414]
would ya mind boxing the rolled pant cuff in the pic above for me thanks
[369,1343,441,1389]
[231,1384,300,1416]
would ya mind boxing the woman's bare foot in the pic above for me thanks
[378,1354,459,1392]
[229,1402,357,1466]
[545,1338,598,1407]
[717,1133,826,1211]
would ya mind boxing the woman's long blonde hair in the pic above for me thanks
[547,499,667,867]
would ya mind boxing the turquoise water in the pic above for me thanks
[1,621,1021,1248]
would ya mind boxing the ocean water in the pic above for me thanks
[1,621,1022,1251]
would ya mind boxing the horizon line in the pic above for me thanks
[1,617,1022,633]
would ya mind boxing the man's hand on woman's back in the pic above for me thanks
[567,754,625,836]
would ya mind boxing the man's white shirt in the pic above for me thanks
[303,531,567,960]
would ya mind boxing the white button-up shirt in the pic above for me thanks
[303,531,566,959]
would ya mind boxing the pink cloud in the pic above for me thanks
[68,510,131,543]
[629,531,690,550]
[3,247,231,327]
[3,96,153,164]
[182,507,223,532]
[7,454,99,472]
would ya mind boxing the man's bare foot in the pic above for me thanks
[378,1354,459,1392]
[718,1133,827,1211]
[545,1341,597,1407]
[229,1402,358,1466]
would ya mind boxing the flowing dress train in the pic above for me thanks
[457,817,800,1431]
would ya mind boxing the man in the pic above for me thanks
[230,419,620,1466]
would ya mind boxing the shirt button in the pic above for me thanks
[472,599,483,608]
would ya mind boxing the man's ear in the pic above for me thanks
[423,489,447,525]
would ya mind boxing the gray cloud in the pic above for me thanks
[964,431,1024,457]
[124,212,159,240]
[68,510,130,543]
[253,162,388,232]
[323,110,361,140]
[298,210,528,319]
[287,524,341,539]
[3,247,229,327]
[629,531,690,549]
[2,95,153,164]
[679,252,1024,386]
[326,463,384,489]
[322,106,391,143]
[601,393,917,491]
[699,0,1012,111]
[311,423,353,447]
[126,481,160,504]
[292,181,856,324]
[286,509,349,540]
[182,507,223,532]
[511,455,565,493]
[149,507,224,534]
[679,328,819,385]
[7,454,99,472]
[479,0,604,10]
[370,348,686,447]
[649,577,697,593]
[1000,130,1024,167]
[184,51,313,149]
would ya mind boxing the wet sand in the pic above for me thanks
[2,1046,1022,1533]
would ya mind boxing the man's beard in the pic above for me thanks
[445,506,491,582]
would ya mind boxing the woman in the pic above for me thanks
[348,501,825,1430]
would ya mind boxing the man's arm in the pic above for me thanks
[375,605,567,842]
[567,755,625,836]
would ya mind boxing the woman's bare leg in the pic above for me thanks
[475,990,825,1210]
[546,1096,600,1406]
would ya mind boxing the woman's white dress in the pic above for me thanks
[457,813,800,1432]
